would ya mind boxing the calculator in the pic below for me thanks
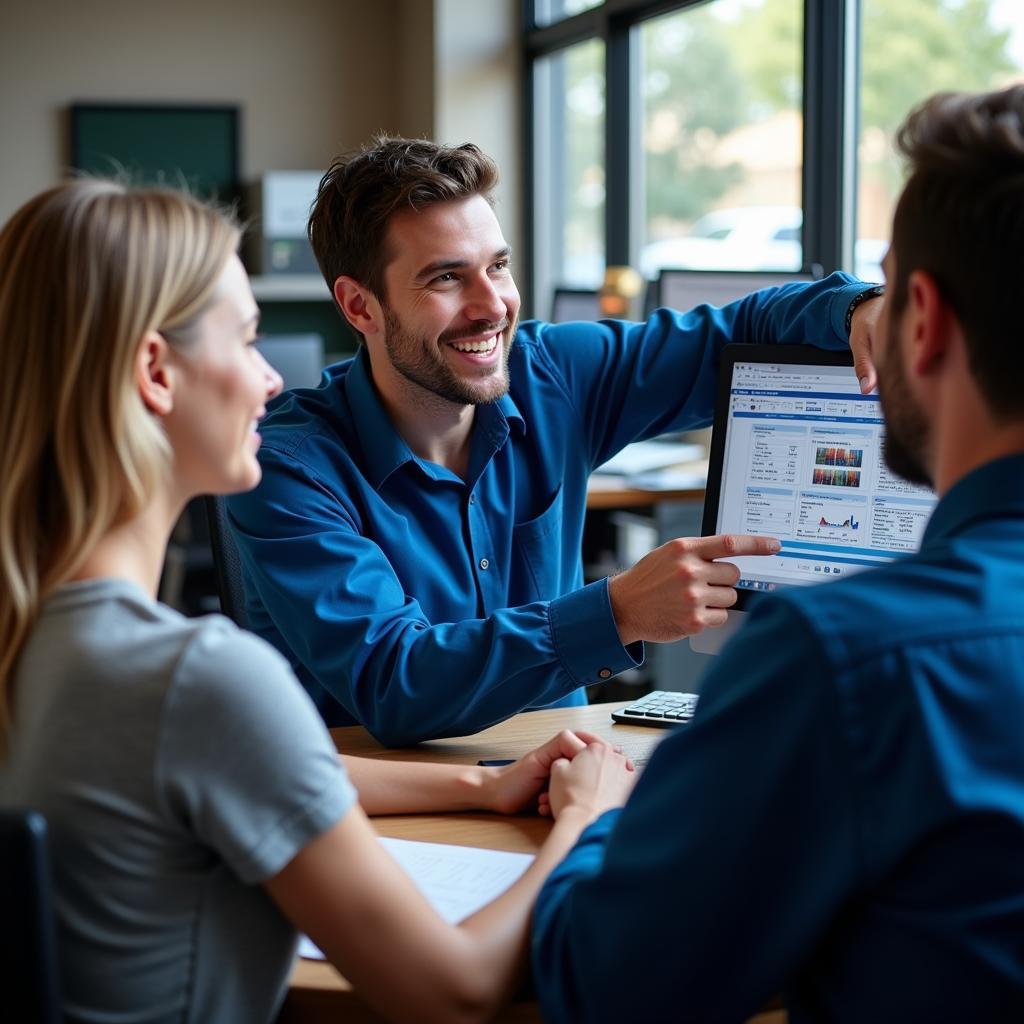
[611,690,699,728]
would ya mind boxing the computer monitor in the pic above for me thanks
[70,103,240,203]
[256,334,326,391]
[691,343,938,653]
[551,287,601,323]
[655,268,822,314]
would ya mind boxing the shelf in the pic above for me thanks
[250,275,331,301]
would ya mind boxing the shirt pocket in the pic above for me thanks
[512,483,565,601]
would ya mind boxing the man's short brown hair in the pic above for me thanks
[308,135,500,315]
[891,86,1024,419]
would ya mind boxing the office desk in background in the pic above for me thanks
[279,703,785,1024]
[586,473,705,509]
[585,446,708,510]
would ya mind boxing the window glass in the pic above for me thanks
[857,0,1024,282]
[535,0,602,29]
[532,37,606,318]
[639,0,804,279]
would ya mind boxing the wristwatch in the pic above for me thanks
[845,284,886,334]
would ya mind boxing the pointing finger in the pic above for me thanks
[690,534,781,560]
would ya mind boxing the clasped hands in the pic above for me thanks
[481,730,636,823]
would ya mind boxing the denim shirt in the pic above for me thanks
[228,273,863,744]
[534,453,1024,1024]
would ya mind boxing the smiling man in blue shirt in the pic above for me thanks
[227,136,880,745]
[533,86,1024,1023]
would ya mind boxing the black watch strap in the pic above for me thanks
[845,285,886,334]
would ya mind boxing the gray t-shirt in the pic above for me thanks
[0,578,356,1024]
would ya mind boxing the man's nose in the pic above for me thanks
[464,274,508,322]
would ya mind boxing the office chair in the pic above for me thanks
[160,497,217,614]
[203,494,248,628]
[0,809,62,1023]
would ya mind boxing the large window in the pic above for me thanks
[856,0,1024,282]
[533,38,607,302]
[640,1,803,278]
[525,0,1024,315]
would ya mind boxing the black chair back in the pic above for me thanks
[0,809,62,1023]
[203,495,248,628]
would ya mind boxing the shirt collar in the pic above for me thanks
[922,452,1024,547]
[344,346,526,491]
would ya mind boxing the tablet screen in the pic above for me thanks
[703,345,937,604]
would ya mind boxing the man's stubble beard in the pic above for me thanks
[381,304,516,407]
[876,317,933,487]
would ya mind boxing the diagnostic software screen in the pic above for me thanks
[713,357,937,594]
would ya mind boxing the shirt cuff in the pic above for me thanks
[548,578,644,686]
[541,807,622,893]
[579,806,622,845]
[829,280,876,341]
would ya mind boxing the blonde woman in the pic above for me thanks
[0,181,634,1024]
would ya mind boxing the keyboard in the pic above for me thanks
[611,690,699,728]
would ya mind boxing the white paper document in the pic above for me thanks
[298,837,535,960]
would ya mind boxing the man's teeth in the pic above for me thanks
[450,336,498,353]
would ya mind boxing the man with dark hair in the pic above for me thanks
[532,86,1024,1023]
[228,135,881,745]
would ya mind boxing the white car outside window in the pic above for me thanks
[640,206,884,283]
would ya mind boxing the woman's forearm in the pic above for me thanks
[341,754,495,815]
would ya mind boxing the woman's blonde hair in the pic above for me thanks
[0,180,240,741]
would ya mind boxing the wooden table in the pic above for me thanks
[280,702,785,1024]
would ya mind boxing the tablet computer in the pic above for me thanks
[700,344,938,610]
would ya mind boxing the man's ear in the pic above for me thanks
[905,269,954,377]
[333,276,384,339]
[135,330,175,416]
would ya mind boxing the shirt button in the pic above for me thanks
[469,494,476,504]
[598,668,612,679]
[479,558,489,570]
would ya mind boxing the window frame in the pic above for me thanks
[522,0,859,315]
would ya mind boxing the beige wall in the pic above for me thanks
[0,0,522,267]
[397,0,436,139]
[434,0,522,260]
[0,0,403,223]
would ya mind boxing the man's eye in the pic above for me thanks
[433,272,457,284]
[492,260,510,272]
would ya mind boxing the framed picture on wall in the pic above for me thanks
[69,102,240,203]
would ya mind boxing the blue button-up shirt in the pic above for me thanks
[228,274,863,744]
[533,452,1024,1024]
